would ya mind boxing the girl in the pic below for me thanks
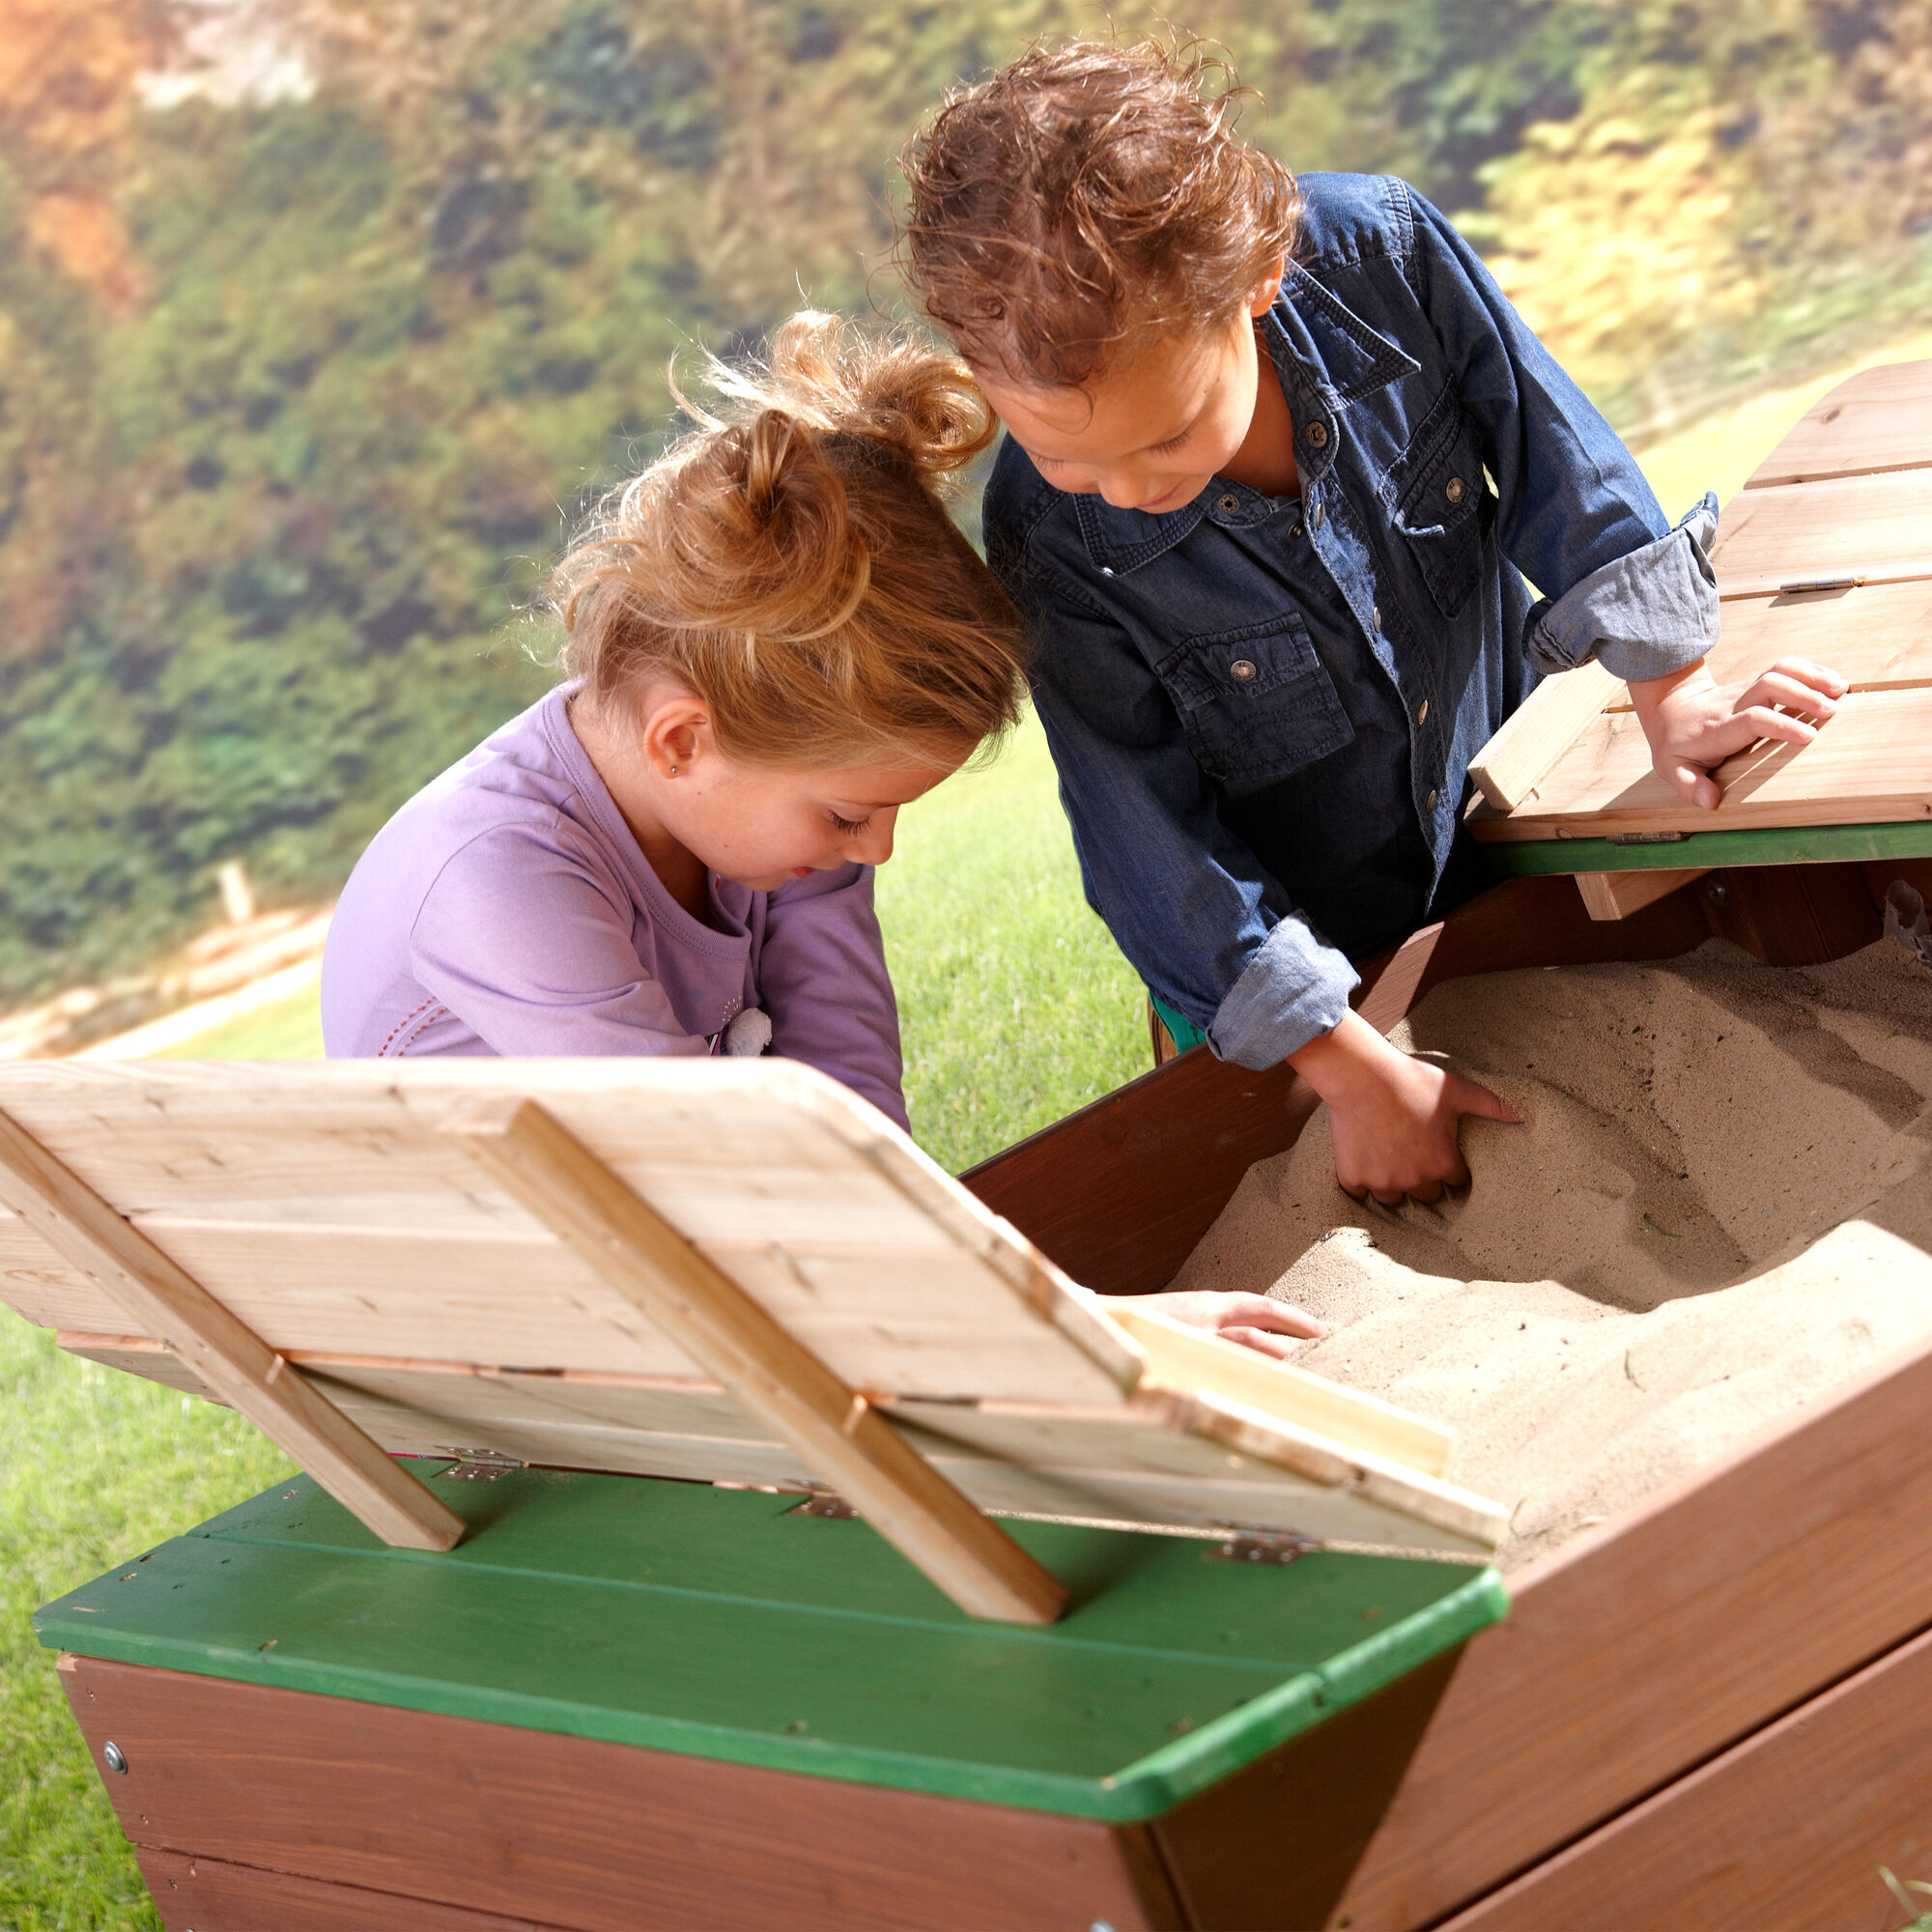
[899,38,1847,1206]
[324,309,1323,1358]
[321,314,1026,1133]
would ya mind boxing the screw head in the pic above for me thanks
[102,1741,128,1775]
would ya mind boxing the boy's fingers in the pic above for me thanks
[1454,1078,1521,1124]
[1714,705,1819,753]
[1670,758,1720,809]
[1739,670,1838,718]
[1766,656,1849,697]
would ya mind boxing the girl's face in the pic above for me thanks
[661,738,971,892]
[975,273,1283,515]
[574,685,973,896]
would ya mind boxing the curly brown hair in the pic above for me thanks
[897,35,1301,387]
[551,312,1027,768]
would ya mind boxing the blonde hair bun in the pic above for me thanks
[554,312,1025,766]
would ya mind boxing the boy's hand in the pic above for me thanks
[1627,658,1848,810]
[1291,1010,1520,1206]
[1114,1290,1326,1358]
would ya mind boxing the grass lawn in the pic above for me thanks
[4,336,1924,1923]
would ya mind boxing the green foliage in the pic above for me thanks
[2,0,1930,1005]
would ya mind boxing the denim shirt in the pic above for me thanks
[984,172,1719,1070]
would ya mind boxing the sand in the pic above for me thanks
[1172,936,1932,1570]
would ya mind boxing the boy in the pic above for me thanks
[899,38,1843,1205]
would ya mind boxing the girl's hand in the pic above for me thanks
[1291,1010,1520,1206]
[1115,1290,1326,1358]
[1627,658,1848,810]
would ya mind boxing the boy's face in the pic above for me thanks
[976,276,1281,516]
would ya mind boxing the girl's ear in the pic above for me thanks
[1248,252,1287,317]
[639,694,715,781]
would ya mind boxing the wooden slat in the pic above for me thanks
[1470,687,1932,841]
[63,1655,1183,1932]
[135,1848,568,1932]
[1573,867,1708,920]
[1605,577,1932,704]
[0,1107,464,1554]
[1437,1618,1932,1930]
[1465,660,1624,810]
[440,1096,1070,1625]
[1260,1331,1932,1930]
[1100,1303,1457,1478]
[57,1337,1502,1553]
[1705,466,1932,599]
[1744,357,1932,487]
[0,1059,1136,1406]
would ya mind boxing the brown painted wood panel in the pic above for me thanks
[1435,1617,1932,1932]
[1226,1334,1932,1931]
[61,1655,1184,1932]
[136,1848,572,1932]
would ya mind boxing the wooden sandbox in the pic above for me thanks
[969,858,1932,1930]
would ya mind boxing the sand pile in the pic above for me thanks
[1173,936,1932,1569]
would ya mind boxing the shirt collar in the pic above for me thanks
[1071,268,1420,578]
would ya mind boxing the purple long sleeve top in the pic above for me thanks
[320,685,907,1127]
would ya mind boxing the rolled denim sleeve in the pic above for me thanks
[1405,187,1719,681]
[1023,573,1359,1068]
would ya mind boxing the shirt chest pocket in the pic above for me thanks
[1388,385,1490,620]
[1156,611,1355,799]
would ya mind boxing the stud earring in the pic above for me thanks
[668,765,679,776]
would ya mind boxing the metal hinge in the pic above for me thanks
[1208,1531,1319,1566]
[786,1492,862,1520]
[434,1448,526,1482]
[1778,575,1864,595]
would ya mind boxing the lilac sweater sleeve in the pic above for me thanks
[757,865,905,1127]
[408,822,709,1058]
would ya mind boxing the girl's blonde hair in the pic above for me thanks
[553,312,1027,767]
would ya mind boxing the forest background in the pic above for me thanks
[3,0,1932,1011]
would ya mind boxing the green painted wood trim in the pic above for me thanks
[1481,818,1932,877]
[35,1469,1507,1823]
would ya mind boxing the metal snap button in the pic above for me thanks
[1289,520,1304,539]
[1303,420,1329,448]
[1099,565,1115,576]
[1218,493,1240,514]
[1426,787,1439,810]
[1444,475,1466,504]
[1312,501,1326,528]
[1371,604,1381,632]
[1230,658,1258,682]
[1417,698,1430,724]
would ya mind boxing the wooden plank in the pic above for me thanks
[56,1336,1501,1552]
[440,1095,1070,1625]
[1573,867,1708,921]
[1436,1618,1932,1931]
[1246,1331,1932,1930]
[1705,466,1932,598]
[135,1849,570,1932]
[1469,687,1932,841]
[1744,357,1932,486]
[0,1106,464,1554]
[60,1655,1184,1932]
[1100,1304,1457,1478]
[0,1059,1137,1407]
[1465,660,1624,810]
[1605,577,1932,703]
